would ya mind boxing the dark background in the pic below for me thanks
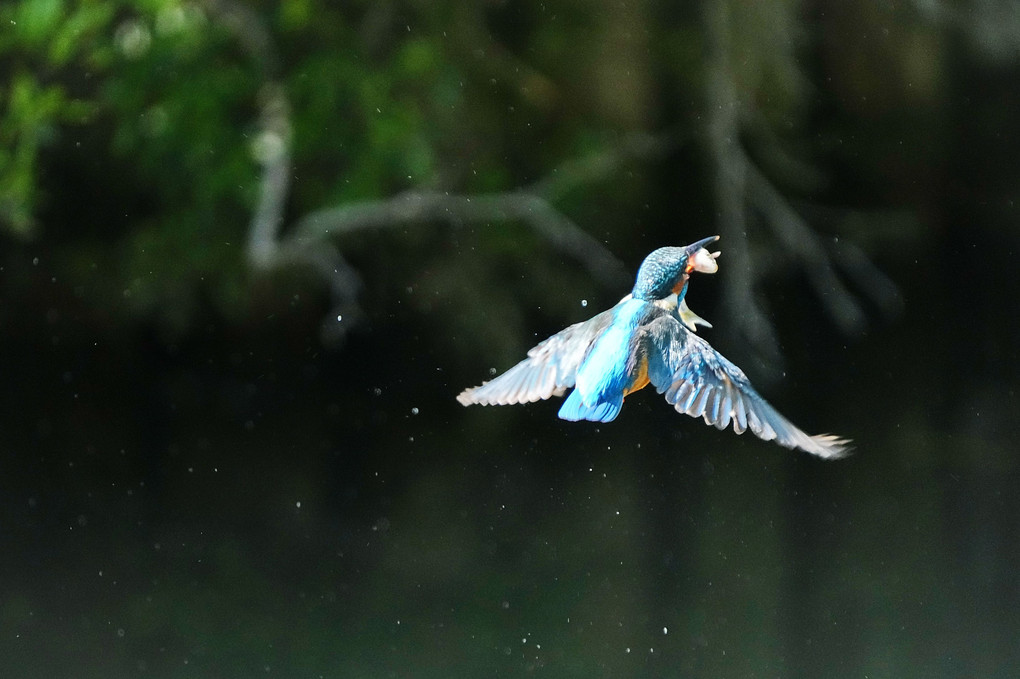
[1,1,1018,677]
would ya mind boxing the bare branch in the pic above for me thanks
[701,0,899,363]
[238,100,693,340]
[913,0,1020,61]
[201,0,291,271]
[246,84,291,270]
[232,0,896,351]
[745,162,866,335]
[829,238,904,320]
[247,120,678,339]
[703,0,784,364]
[291,189,630,289]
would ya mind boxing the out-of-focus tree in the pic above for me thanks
[2,0,1008,357]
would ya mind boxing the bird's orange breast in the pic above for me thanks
[623,354,651,396]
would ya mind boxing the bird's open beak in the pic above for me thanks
[686,235,721,274]
[686,235,720,252]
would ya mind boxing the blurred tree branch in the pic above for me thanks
[248,127,684,339]
[220,0,900,349]
[701,0,901,366]
[209,0,685,340]
[913,0,1020,60]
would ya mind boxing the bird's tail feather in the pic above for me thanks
[557,389,622,423]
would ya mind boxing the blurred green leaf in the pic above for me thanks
[11,0,65,47]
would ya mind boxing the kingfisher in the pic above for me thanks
[457,236,849,458]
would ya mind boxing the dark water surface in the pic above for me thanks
[2,227,1017,679]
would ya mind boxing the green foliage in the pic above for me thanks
[2,1,657,329]
[0,0,961,337]
[0,0,116,236]
[0,73,63,235]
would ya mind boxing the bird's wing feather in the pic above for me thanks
[644,316,850,459]
[457,309,615,406]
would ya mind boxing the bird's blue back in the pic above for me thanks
[558,298,650,422]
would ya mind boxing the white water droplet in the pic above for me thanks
[580,299,588,307]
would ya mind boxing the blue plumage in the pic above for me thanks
[458,236,850,458]
[569,297,646,419]
[557,388,622,422]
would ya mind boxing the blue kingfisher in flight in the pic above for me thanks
[458,236,849,458]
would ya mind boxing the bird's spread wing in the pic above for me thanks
[644,316,850,459]
[457,309,615,406]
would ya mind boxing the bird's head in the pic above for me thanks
[631,236,721,301]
